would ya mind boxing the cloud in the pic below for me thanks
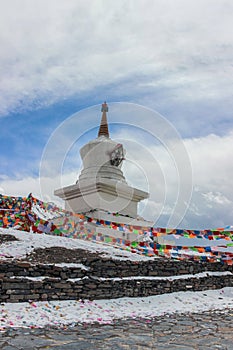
[108,126,233,228]
[0,0,232,118]
[0,171,78,207]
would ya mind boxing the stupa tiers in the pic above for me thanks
[54,103,149,218]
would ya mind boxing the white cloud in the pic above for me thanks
[0,170,79,208]
[107,127,233,228]
[185,132,233,192]
[0,0,232,115]
[203,192,231,206]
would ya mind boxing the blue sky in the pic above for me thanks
[0,0,233,228]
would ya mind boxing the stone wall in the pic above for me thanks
[1,258,232,279]
[85,258,233,277]
[1,258,233,303]
[1,273,232,303]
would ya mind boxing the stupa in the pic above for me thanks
[54,102,149,220]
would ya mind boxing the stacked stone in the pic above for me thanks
[0,258,233,303]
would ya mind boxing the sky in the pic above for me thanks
[0,0,233,228]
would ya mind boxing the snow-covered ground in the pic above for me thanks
[0,228,233,330]
[1,288,233,330]
[0,228,152,261]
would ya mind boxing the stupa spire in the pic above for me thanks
[98,101,109,138]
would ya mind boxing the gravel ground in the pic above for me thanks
[22,246,103,264]
[0,311,232,349]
